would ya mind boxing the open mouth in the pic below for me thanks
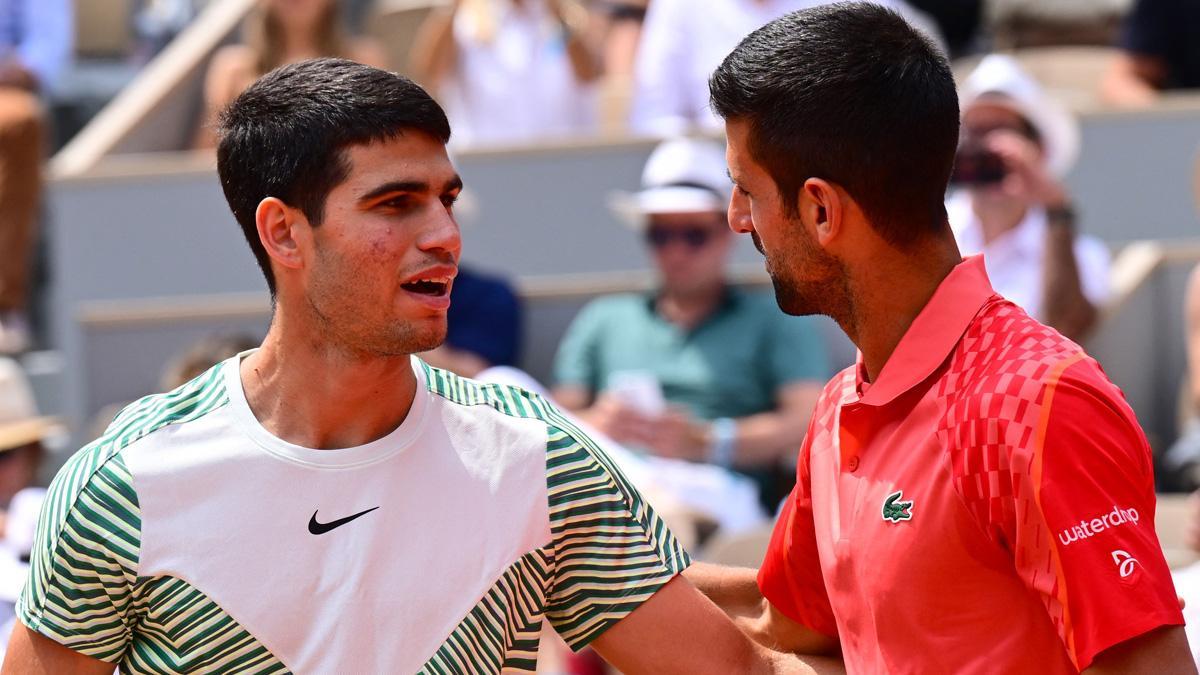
[401,277,451,296]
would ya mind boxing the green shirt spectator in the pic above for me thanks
[554,288,829,422]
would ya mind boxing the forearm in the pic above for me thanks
[558,2,603,82]
[1041,211,1098,342]
[730,411,806,466]
[685,561,763,615]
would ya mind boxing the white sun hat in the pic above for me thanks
[609,137,731,228]
[960,54,1081,177]
[0,358,56,452]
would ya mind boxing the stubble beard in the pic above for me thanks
[307,252,447,359]
[757,229,852,326]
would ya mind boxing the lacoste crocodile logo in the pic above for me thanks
[882,491,913,523]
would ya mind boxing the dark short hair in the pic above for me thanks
[216,57,452,295]
[709,2,959,246]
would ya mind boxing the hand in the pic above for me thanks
[985,130,1069,208]
[642,406,710,462]
[580,393,658,448]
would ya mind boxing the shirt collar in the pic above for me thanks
[855,255,996,406]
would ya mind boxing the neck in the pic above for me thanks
[971,193,1027,245]
[657,280,725,330]
[240,312,418,450]
[843,237,962,383]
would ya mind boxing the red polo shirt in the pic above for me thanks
[759,256,1182,673]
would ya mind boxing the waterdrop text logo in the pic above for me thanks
[1057,505,1139,546]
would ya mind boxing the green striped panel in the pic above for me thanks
[418,548,554,674]
[18,364,288,672]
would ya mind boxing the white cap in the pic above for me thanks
[960,54,1080,177]
[0,358,55,452]
[610,137,730,228]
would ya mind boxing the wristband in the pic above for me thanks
[707,417,737,468]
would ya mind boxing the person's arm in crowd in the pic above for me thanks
[645,381,820,466]
[1101,52,1167,107]
[408,0,462,90]
[681,563,840,657]
[590,574,844,674]
[628,0,691,136]
[2,623,115,675]
[987,129,1099,342]
[549,0,603,83]
[1040,205,1099,343]
[4,0,72,92]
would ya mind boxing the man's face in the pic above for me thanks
[299,132,463,358]
[644,211,731,295]
[725,119,846,317]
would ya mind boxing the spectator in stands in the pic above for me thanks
[552,137,830,510]
[1101,0,1200,107]
[948,55,1110,343]
[600,0,646,80]
[421,265,523,377]
[0,0,72,354]
[410,0,603,147]
[0,358,53,661]
[629,0,940,137]
[160,333,260,389]
[0,357,53,527]
[195,0,386,148]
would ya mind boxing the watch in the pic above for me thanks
[1045,203,1077,231]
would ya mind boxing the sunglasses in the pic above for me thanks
[644,226,717,250]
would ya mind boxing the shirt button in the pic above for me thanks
[847,456,860,472]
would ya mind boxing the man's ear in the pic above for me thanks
[801,178,843,246]
[255,197,307,272]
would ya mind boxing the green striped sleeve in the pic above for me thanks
[543,418,691,650]
[17,450,140,662]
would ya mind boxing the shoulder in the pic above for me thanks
[51,365,231,512]
[940,298,1134,452]
[422,362,556,421]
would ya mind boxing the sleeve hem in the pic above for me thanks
[1073,613,1186,671]
[757,574,839,641]
[565,564,691,652]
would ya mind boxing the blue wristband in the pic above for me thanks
[708,417,737,468]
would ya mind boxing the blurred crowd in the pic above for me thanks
[4,1,1200,668]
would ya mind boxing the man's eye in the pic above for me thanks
[737,185,752,197]
[441,194,459,208]
[382,196,411,210]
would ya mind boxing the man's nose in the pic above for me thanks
[728,188,753,234]
[420,205,462,258]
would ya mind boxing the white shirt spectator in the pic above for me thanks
[0,0,72,93]
[630,0,938,136]
[948,191,1111,322]
[441,0,597,148]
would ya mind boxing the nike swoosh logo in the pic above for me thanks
[308,506,380,535]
